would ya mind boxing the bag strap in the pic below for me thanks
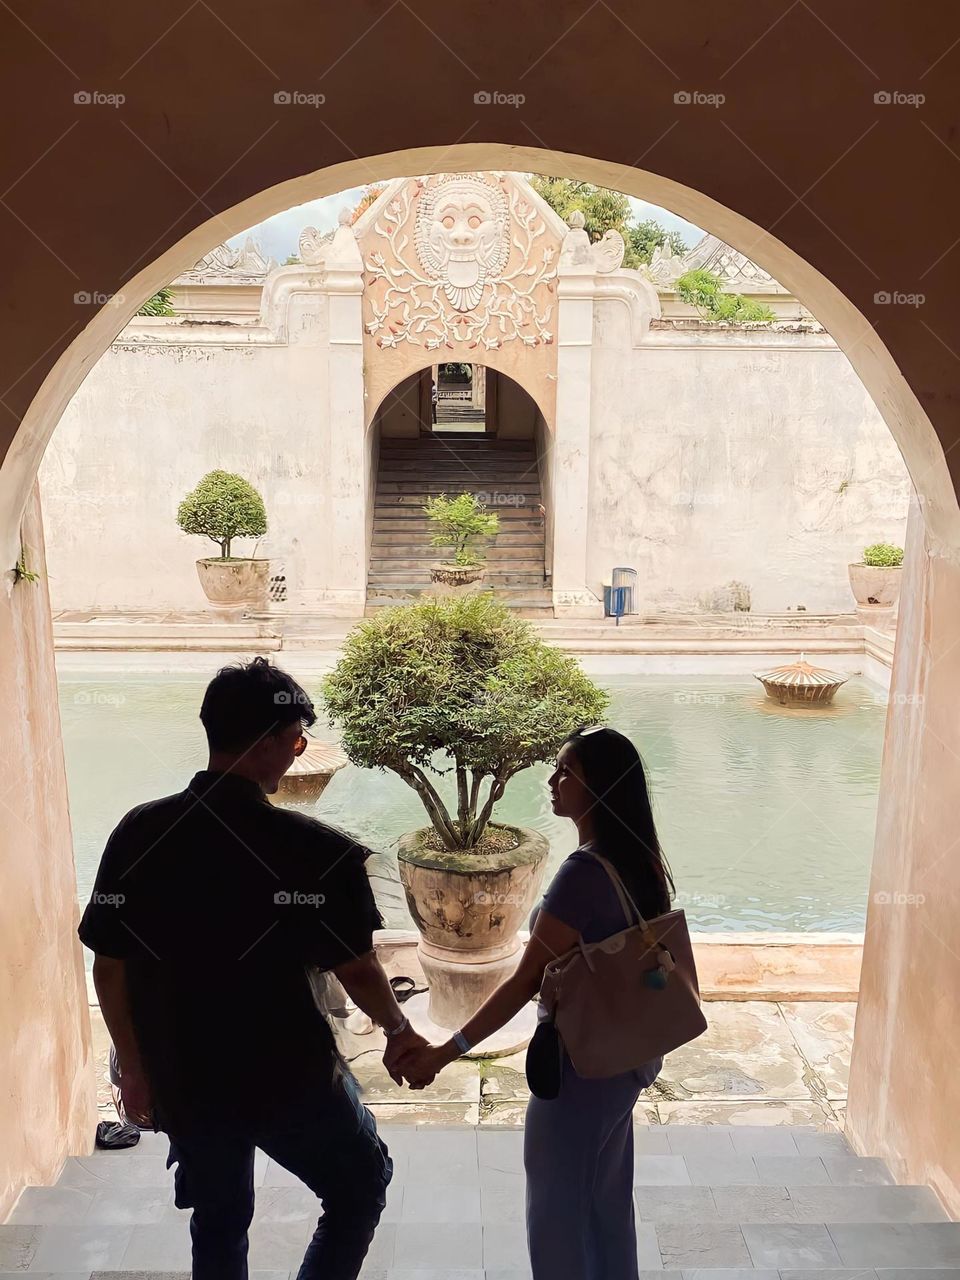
[585,848,649,930]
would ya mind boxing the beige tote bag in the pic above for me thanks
[539,852,708,1078]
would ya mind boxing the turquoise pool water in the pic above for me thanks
[58,671,884,942]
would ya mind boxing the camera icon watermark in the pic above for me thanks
[275,890,326,907]
[873,889,925,907]
[475,490,527,508]
[674,691,727,706]
[74,290,125,306]
[273,690,313,707]
[874,90,924,107]
[474,890,524,906]
[874,290,925,308]
[674,90,725,108]
[474,89,525,108]
[73,689,126,707]
[274,90,326,108]
[74,90,125,108]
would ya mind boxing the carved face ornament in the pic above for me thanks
[415,176,509,311]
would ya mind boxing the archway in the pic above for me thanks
[2,145,958,1214]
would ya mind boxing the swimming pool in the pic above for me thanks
[59,669,884,943]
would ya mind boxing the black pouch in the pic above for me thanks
[525,1019,564,1100]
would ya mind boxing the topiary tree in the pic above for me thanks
[137,287,175,317]
[323,595,609,850]
[424,493,499,567]
[862,543,904,567]
[176,470,267,559]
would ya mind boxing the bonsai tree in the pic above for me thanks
[861,542,904,567]
[176,470,267,559]
[323,595,609,850]
[424,493,499,567]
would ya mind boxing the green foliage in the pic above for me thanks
[424,493,499,567]
[323,595,609,849]
[282,254,301,266]
[862,543,904,567]
[530,176,685,269]
[176,470,267,559]
[13,546,40,584]
[627,218,687,266]
[137,287,175,317]
[676,269,775,324]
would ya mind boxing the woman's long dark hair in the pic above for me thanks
[563,725,674,919]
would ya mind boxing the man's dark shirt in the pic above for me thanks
[79,771,382,1132]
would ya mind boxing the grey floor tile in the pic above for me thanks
[793,1131,853,1157]
[792,1184,948,1223]
[57,1159,171,1190]
[754,1155,830,1185]
[8,1186,94,1225]
[633,1127,672,1156]
[634,1185,718,1222]
[683,1271,779,1280]
[831,1223,960,1268]
[656,1222,752,1269]
[684,1156,760,1186]
[710,1183,798,1222]
[247,1221,317,1270]
[633,1155,691,1186]
[484,1268,532,1280]
[87,1186,173,1226]
[780,1272,878,1280]
[29,1225,133,1272]
[823,1155,896,1185]
[742,1222,842,1267]
[251,1186,321,1225]
[636,1222,662,1270]
[728,1126,801,1156]
[400,1181,482,1222]
[476,1131,524,1175]
[394,1222,482,1270]
[481,1221,527,1270]
[480,1178,526,1224]
[875,1272,960,1280]
[120,1223,193,1270]
[0,1226,40,1272]
[666,1127,737,1157]
[383,1271,483,1279]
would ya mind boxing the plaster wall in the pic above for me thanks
[847,498,960,1211]
[587,312,910,613]
[0,487,95,1219]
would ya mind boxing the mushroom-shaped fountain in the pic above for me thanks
[275,740,348,803]
[753,653,848,706]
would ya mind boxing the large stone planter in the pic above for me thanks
[427,563,487,597]
[398,824,548,1050]
[196,557,270,614]
[848,563,902,611]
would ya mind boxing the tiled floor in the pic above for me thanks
[3,1122,957,1278]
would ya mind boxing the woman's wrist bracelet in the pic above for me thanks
[452,1029,472,1054]
[384,1014,409,1038]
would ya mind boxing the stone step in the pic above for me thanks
[370,546,544,563]
[373,507,543,521]
[380,433,530,446]
[372,530,544,546]
[377,481,542,495]
[377,455,538,468]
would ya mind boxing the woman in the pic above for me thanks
[399,725,674,1280]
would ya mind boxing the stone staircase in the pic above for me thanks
[3,1123,956,1275]
[436,403,485,426]
[367,432,552,614]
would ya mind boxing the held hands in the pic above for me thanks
[380,1024,458,1090]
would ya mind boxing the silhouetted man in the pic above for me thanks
[80,657,426,1280]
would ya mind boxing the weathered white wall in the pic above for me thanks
[587,308,911,613]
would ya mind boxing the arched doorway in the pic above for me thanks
[1,144,958,1212]
[367,363,551,610]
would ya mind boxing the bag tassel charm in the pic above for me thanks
[643,945,675,990]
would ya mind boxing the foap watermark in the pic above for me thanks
[73,689,126,707]
[873,890,925,907]
[274,689,315,708]
[874,290,925,308]
[874,90,925,108]
[674,691,727,706]
[873,691,925,708]
[474,90,525,108]
[675,890,728,910]
[92,890,125,906]
[274,890,326,907]
[674,90,725,109]
[74,89,125,108]
[74,290,125,307]
[274,90,326,108]
[475,490,528,508]
[474,891,525,907]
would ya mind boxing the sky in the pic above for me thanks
[227,180,705,264]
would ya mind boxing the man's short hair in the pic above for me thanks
[200,657,317,751]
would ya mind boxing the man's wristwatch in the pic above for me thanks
[384,1014,409,1038]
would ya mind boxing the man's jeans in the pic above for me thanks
[166,1074,392,1280]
